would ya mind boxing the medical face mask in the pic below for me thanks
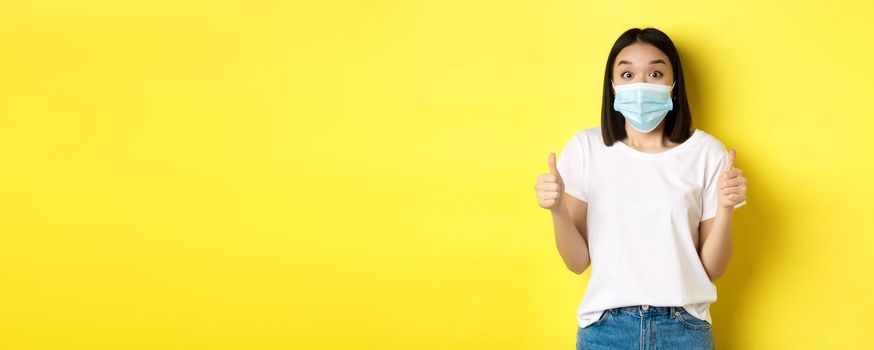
[612,81,676,133]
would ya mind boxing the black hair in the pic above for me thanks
[600,27,693,146]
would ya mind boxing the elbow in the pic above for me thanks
[705,266,727,282]
[700,250,732,282]
[707,272,718,282]
[568,261,590,275]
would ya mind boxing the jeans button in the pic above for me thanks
[642,304,649,310]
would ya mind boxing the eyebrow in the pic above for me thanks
[617,59,666,67]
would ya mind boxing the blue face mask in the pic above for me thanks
[612,81,676,133]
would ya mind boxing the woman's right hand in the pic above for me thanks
[535,152,564,211]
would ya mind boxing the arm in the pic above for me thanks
[551,193,590,275]
[697,207,733,281]
[698,148,747,282]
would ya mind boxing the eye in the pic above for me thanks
[649,71,663,78]
[621,72,632,79]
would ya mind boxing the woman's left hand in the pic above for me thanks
[718,149,747,209]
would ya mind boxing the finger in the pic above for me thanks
[535,183,561,191]
[729,193,746,202]
[538,189,561,199]
[722,168,743,180]
[538,173,554,181]
[724,149,736,171]
[549,152,559,176]
[539,174,559,183]
[721,181,746,192]
[721,186,745,195]
[721,177,747,188]
[540,191,561,200]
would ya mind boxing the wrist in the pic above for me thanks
[550,204,568,217]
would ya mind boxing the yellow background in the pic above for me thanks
[1,0,872,349]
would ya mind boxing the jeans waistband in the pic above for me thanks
[609,304,683,316]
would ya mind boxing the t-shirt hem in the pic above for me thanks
[577,302,714,328]
[564,189,588,203]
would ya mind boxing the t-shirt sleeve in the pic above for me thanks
[701,147,725,221]
[701,141,746,221]
[556,135,588,203]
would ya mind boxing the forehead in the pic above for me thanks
[615,43,670,67]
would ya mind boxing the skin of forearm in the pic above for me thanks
[699,206,734,281]
[551,207,590,274]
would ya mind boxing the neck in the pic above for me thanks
[622,123,670,150]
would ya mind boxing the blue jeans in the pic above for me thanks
[576,305,714,350]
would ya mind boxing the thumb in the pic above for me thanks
[724,148,736,171]
[549,152,560,177]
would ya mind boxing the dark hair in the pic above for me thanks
[601,27,693,146]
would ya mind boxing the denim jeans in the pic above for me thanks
[576,305,714,350]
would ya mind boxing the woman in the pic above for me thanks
[534,27,747,349]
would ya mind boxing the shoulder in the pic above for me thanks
[569,125,603,145]
[697,129,728,164]
[693,129,727,157]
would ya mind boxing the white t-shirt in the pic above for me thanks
[556,125,741,329]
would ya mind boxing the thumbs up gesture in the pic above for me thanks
[536,152,565,211]
[718,149,747,209]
